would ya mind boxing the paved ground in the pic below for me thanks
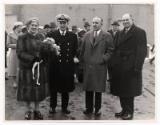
[5,60,155,121]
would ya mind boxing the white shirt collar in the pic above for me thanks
[59,30,66,35]
[125,25,132,32]
[94,29,101,36]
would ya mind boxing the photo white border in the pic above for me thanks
[0,0,159,125]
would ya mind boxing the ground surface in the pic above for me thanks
[5,61,155,121]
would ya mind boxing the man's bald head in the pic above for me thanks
[122,13,134,29]
[122,13,133,20]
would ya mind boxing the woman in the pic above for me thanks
[16,18,56,120]
[7,22,23,88]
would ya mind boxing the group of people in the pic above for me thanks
[5,12,147,120]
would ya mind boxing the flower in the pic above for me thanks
[42,37,60,55]
[43,37,55,44]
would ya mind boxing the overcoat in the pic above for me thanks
[7,31,19,76]
[110,24,147,97]
[81,30,114,92]
[16,32,50,102]
[47,29,78,92]
[108,29,119,40]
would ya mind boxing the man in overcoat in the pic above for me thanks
[108,20,120,40]
[81,16,114,116]
[47,14,78,114]
[110,13,147,120]
[107,21,120,81]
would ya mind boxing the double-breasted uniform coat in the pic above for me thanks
[81,30,114,92]
[47,29,78,93]
[110,24,147,97]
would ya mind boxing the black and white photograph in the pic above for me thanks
[1,0,158,123]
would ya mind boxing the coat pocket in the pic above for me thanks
[121,54,135,71]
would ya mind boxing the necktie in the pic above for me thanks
[93,31,97,44]
[125,28,128,34]
[113,31,116,36]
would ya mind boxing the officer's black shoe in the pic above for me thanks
[115,110,125,118]
[83,109,93,115]
[121,113,133,120]
[49,107,56,114]
[94,109,101,116]
[62,109,71,114]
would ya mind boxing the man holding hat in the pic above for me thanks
[47,14,78,114]
[107,21,120,82]
[108,20,120,40]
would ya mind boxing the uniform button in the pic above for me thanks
[67,43,70,45]
[59,60,61,62]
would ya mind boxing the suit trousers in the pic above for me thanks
[119,96,134,114]
[50,91,69,110]
[85,91,102,112]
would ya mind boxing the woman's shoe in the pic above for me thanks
[24,111,32,120]
[34,110,43,120]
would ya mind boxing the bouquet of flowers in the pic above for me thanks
[42,37,60,55]
[32,37,60,85]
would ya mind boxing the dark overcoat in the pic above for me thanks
[16,33,50,102]
[47,30,78,92]
[108,30,119,40]
[110,24,147,97]
[107,30,120,73]
[81,30,114,92]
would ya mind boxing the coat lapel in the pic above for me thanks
[118,24,136,46]
[89,30,105,48]
[89,31,94,46]
[94,30,104,47]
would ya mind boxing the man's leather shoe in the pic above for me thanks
[49,107,56,114]
[121,113,133,120]
[34,110,43,120]
[62,109,71,114]
[94,110,101,116]
[83,109,93,115]
[115,111,125,118]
